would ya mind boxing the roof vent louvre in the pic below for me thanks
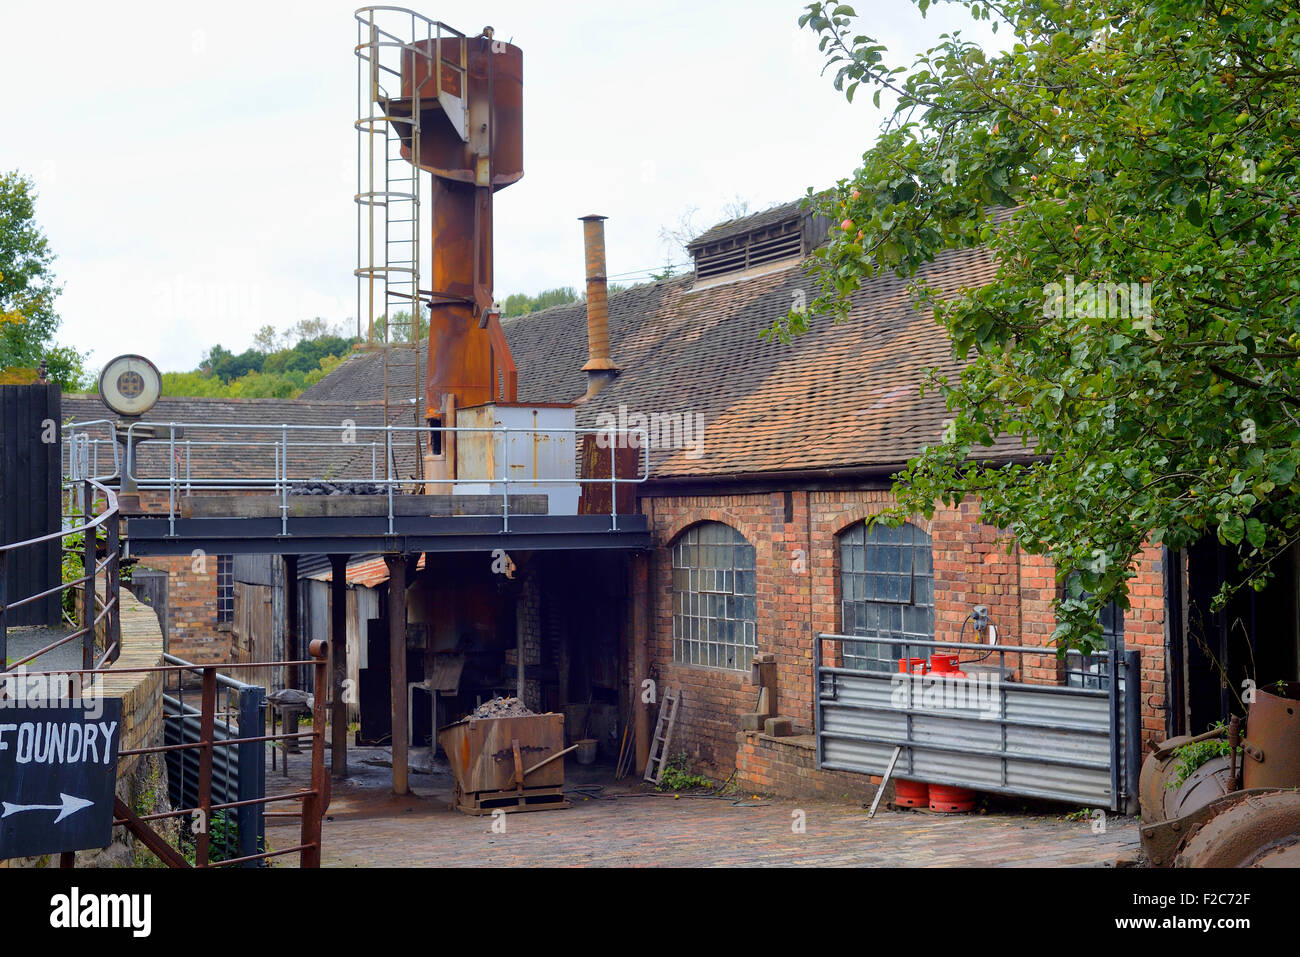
[688,200,826,283]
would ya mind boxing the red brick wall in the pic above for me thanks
[134,490,235,663]
[640,489,1167,778]
[735,731,886,802]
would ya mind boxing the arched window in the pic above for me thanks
[671,522,757,670]
[1062,573,1125,689]
[839,521,934,671]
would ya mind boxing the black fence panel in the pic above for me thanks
[0,383,62,626]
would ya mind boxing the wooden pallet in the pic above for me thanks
[452,783,570,815]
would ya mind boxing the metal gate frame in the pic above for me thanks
[815,633,1141,813]
[163,655,267,864]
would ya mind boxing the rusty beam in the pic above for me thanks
[300,639,330,868]
[384,553,409,796]
[114,796,190,868]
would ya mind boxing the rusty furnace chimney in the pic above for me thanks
[580,214,618,397]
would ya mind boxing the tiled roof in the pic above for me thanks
[298,222,1026,480]
[306,553,426,588]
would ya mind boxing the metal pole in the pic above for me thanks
[1124,649,1142,816]
[106,506,120,663]
[236,683,267,865]
[300,639,328,868]
[384,554,408,795]
[329,554,350,779]
[82,479,95,669]
[1108,632,1120,813]
[631,551,650,774]
[281,425,289,537]
[195,666,217,867]
[284,555,300,691]
[0,551,8,671]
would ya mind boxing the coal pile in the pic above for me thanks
[290,480,387,496]
[470,696,535,719]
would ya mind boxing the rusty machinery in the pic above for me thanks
[355,9,521,482]
[1138,682,1300,866]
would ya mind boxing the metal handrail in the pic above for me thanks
[105,419,651,533]
[0,478,121,674]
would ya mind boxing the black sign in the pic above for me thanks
[0,699,122,859]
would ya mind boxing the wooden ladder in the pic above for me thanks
[643,688,680,784]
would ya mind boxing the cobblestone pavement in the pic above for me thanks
[269,748,1138,867]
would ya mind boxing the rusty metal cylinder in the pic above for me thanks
[1242,686,1300,790]
[580,215,617,385]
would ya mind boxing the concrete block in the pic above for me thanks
[764,716,794,737]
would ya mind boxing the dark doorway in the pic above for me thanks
[1180,537,1300,734]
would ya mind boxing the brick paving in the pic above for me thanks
[268,748,1138,867]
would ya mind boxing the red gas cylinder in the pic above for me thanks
[929,654,958,673]
[894,779,930,807]
[898,658,928,674]
[929,784,977,813]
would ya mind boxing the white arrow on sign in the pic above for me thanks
[1,793,94,824]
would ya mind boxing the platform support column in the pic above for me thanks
[632,550,651,774]
[284,554,299,690]
[329,553,350,780]
[384,553,409,796]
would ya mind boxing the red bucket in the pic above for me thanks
[894,779,930,807]
[929,784,977,813]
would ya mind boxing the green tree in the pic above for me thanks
[501,286,581,318]
[370,308,429,343]
[0,171,89,389]
[777,1,1300,652]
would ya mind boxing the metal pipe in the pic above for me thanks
[580,214,618,398]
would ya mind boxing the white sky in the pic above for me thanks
[3,0,997,373]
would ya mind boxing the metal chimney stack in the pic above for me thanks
[580,215,618,397]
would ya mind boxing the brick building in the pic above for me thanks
[298,199,1175,796]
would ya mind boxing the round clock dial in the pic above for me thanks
[98,354,162,417]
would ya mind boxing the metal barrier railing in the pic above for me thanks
[162,654,266,866]
[0,478,121,672]
[9,644,333,868]
[67,419,652,535]
[814,632,1142,812]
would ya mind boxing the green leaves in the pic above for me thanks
[791,0,1300,650]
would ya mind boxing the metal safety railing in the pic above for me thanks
[162,655,266,865]
[65,419,651,536]
[63,419,120,484]
[8,644,334,868]
[0,478,121,673]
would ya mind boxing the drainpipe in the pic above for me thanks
[580,215,619,398]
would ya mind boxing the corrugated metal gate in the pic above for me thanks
[164,655,267,863]
[815,634,1141,812]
